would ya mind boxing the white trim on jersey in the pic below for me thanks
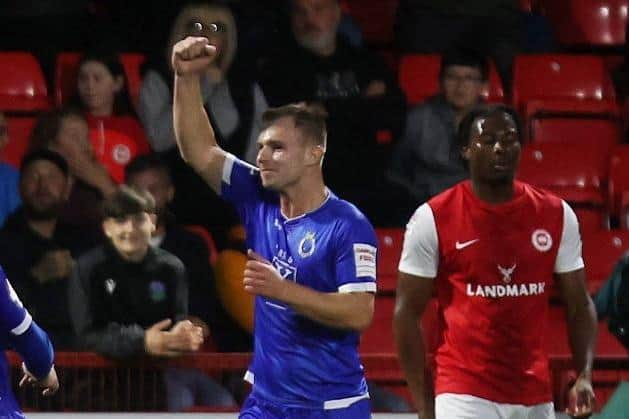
[398,203,439,278]
[244,370,254,384]
[243,370,370,410]
[323,393,370,410]
[11,312,32,335]
[222,153,236,185]
[338,282,377,293]
[555,201,585,273]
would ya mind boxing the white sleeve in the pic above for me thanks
[398,203,439,278]
[554,201,585,273]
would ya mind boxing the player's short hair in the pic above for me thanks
[261,103,328,148]
[439,47,490,82]
[102,185,156,219]
[457,104,522,149]
[124,153,172,184]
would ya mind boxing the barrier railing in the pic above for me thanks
[6,352,629,412]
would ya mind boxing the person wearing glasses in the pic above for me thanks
[388,48,489,210]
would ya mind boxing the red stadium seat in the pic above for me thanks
[512,54,618,119]
[55,52,145,108]
[360,295,396,353]
[539,0,629,47]
[574,207,610,234]
[0,52,50,113]
[1,117,36,168]
[530,117,621,152]
[399,54,504,106]
[517,142,610,206]
[184,225,218,266]
[582,230,629,293]
[341,0,398,45]
[609,145,629,224]
[375,228,404,293]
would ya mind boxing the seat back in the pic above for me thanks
[399,54,504,105]
[0,52,50,112]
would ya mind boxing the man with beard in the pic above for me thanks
[257,0,406,224]
[0,150,96,349]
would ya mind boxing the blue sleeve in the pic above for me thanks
[9,321,54,379]
[0,270,31,335]
[220,153,265,224]
[0,269,54,379]
[335,215,378,293]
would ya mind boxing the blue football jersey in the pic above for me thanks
[221,154,378,408]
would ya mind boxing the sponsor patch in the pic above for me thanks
[354,243,376,279]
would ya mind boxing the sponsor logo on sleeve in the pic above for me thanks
[354,243,376,279]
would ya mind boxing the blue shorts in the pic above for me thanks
[239,394,371,419]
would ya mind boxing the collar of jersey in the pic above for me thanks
[280,188,332,223]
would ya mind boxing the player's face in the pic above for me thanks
[103,212,155,261]
[441,65,486,111]
[20,160,70,220]
[291,0,340,54]
[77,60,123,116]
[463,112,521,184]
[256,117,313,191]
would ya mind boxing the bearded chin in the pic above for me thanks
[23,203,63,221]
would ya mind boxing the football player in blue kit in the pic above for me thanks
[172,36,377,418]
[0,266,58,418]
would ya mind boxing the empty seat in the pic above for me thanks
[0,52,50,112]
[399,54,504,105]
[609,145,629,225]
[530,117,621,152]
[341,0,398,45]
[582,230,629,293]
[55,52,145,107]
[360,295,396,353]
[517,142,610,206]
[1,117,36,168]
[512,54,618,120]
[540,0,629,47]
[184,224,218,266]
[375,228,404,293]
[574,207,610,234]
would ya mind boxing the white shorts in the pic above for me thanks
[435,393,556,419]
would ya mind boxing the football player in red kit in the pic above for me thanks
[393,104,597,419]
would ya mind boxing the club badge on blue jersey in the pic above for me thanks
[298,232,316,258]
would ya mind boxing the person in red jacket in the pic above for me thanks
[72,50,151,182]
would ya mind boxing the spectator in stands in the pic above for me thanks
[257,0,406,224]
[138,2,252,246]
[594,252,629,349]
[388,49,487,205]
[72,50,151,182]
[29,107,116,231]
[0,112,21,226]
[124,154,252,352]
[395,0,524,91]
[69,186,236,410]
[0,150,95,349]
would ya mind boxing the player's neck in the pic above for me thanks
[27,218,57,240]
[280,182,328,219]
[471,180,515,204]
